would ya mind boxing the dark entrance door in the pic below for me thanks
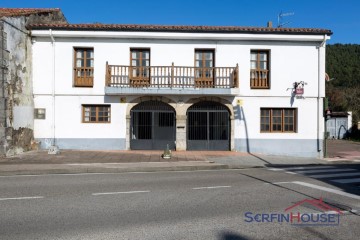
[187,101,230,150]
[130,101,175,150]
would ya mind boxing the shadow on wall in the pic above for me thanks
[290,90,295,107]
[338,125,347,139]
[234,105,271,164]
[234,105,250,152]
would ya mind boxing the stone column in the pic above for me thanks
[230,115,235,151]
[175,115,187,151]
[125,114,131,150]
[176,115,187,151]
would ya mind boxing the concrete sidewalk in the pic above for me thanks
[0,149,332,176]
[326,140,360,161]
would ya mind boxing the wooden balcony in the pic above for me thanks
[250,69,269,89]
[105,63,239,89]
[74,67,94,87]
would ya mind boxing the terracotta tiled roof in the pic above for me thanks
[0,8,61,17]
[28,23,332,35]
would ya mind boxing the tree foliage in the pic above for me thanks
[326,44,360,127]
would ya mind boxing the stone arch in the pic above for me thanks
[126,96,176,117]
[183,97,234,118]
[125,96,177,150]
[184,97,235,151]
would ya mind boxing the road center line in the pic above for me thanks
[0,196,44,201]
[92,190,150,196]
[192,186,231,190]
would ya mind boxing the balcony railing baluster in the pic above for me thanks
[250,69,269,89]
[106,64,238,88]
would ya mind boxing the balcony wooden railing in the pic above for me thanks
[105,62,239,88]
[250,69,269,89]
[74,67,94,87]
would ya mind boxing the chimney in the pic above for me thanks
[267,21,273,28]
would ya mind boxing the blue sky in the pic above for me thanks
[2,0,359,44]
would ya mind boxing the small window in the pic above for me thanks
[250,50,270,89]
[260,108,296,133]
[34,108,46,119]
[82,105,111,123]
[74,48,94,87]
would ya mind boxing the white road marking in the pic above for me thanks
[331,178,360,184]
[267,166,336,172]
[296,210,357,215]
[308,172,360,179]
[301,211,343,215]
[92,190,150,196]
[269,182,292,185]
[128,169,248,174]
[294,169,355,174]
[291,181,360,200]
[326,159,349,162]
[282,166,336,171]
[270,181,360,200]
[192,186,231,190]
[0,173,121,178]
[285,172,297,174]
[0,196,44,201]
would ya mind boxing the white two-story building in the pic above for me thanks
[29,22,331,157]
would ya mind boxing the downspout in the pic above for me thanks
[48,29,59,154]
[317,35,327,155]
[1,22,6,129]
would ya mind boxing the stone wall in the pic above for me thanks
[0,22,8,155]
[0,10,66,156]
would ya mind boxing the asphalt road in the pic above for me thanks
[0,167,359,240]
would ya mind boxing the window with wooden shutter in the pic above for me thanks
[74,48,94,87]
[250,50,270,89]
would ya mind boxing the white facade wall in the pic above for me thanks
[32,30,327,157]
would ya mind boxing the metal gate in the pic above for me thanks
[327,117,348,139]
[130,101,176,150]
[187,101,230,150]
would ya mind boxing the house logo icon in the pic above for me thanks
[284,198,342,226]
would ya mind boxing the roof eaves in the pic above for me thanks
[27,23,333,35]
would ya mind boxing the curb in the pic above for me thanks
[0,164,230,176]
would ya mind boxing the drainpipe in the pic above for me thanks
[317,35,327,156]
[1,24,6,129]
[48,29,59,154]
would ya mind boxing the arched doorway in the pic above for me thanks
[187,101,230,150]
[130,101,176,150]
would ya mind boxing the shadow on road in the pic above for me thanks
[236,166,360,218]
[218,231,250,240]
[263,163,360,197]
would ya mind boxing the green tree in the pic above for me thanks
[326,44,360,127]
